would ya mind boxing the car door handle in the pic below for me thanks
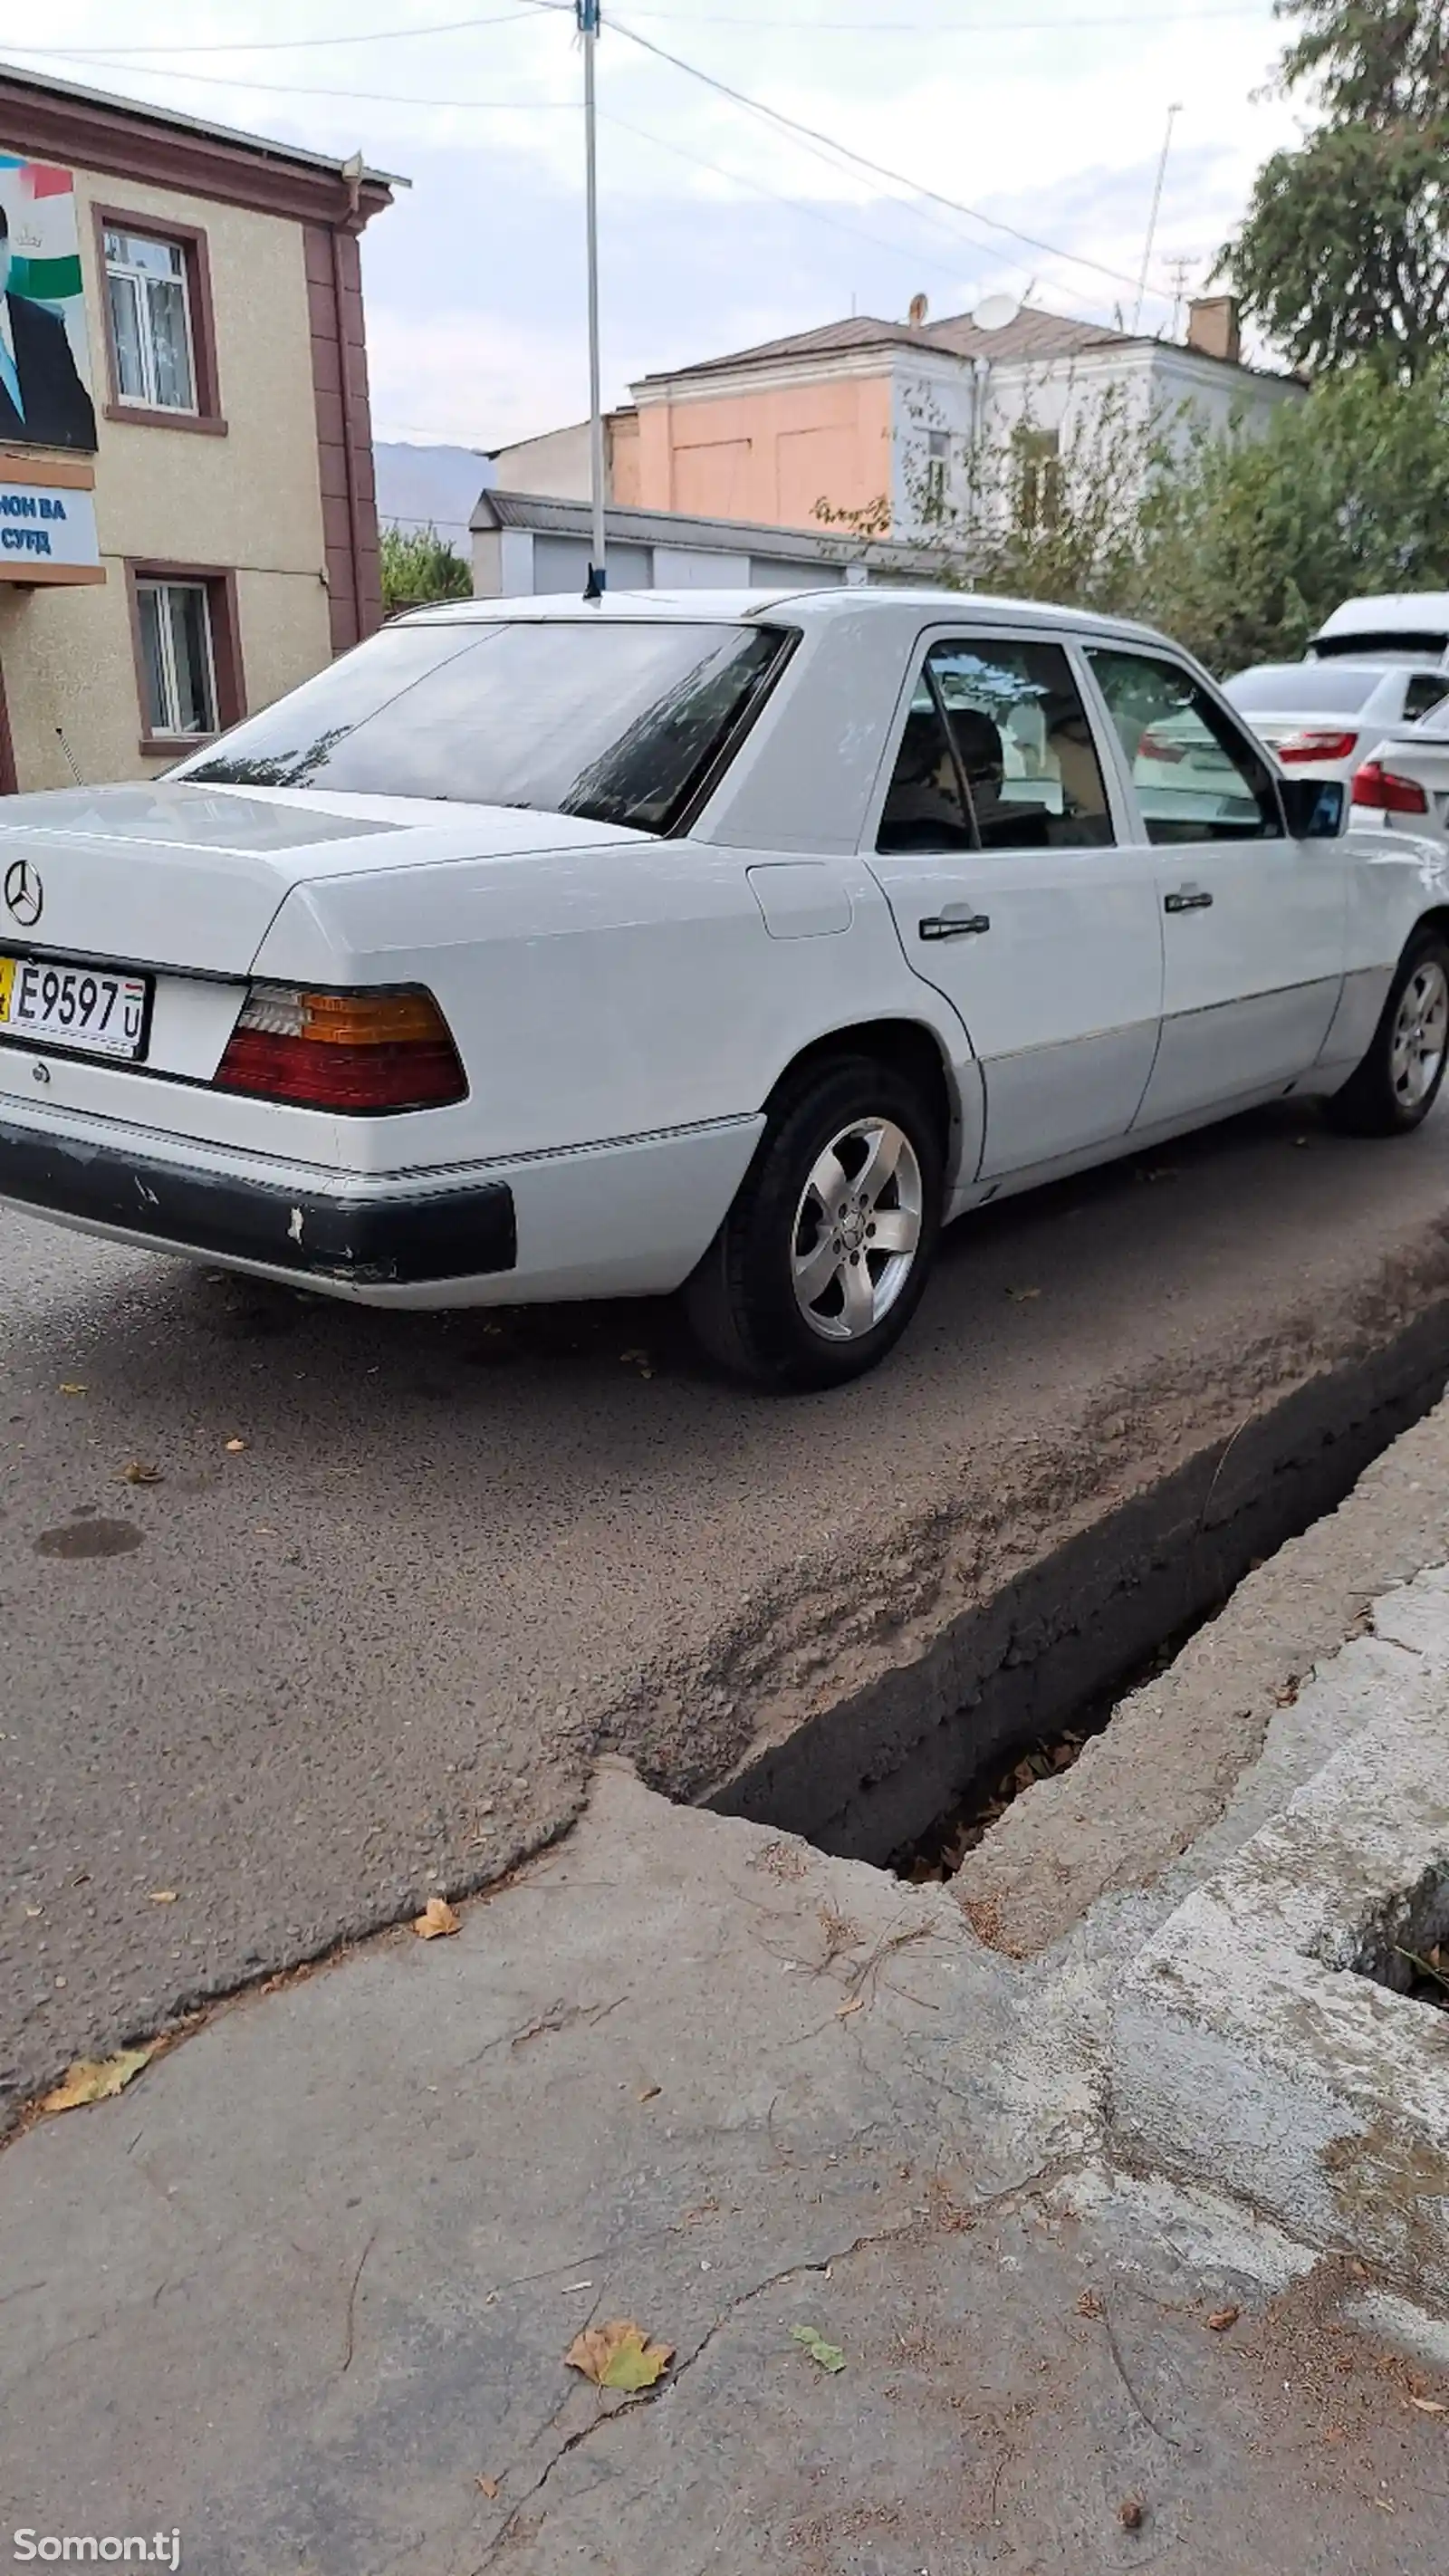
[1164,888,1214,913]
[919,911,990,940]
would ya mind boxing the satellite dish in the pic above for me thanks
[971,293,1020,332]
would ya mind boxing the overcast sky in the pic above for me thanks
[2,0,1301,446]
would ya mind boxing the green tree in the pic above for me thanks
[1140,361,1449,669]
[379,523,473,615]
[1224,0,1449,378]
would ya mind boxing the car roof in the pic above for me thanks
[398,586,1172,649]
[1315,594,1449,639]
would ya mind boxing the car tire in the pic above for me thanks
[1325,927,1449,1137]
[683,1054,944,1390]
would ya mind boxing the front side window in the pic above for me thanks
[104,228,197,413]
[178,619,790,831]
[1088,648,1283,844]
[138,579,216,736]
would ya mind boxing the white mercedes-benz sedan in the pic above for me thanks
[2,589,1447,1389]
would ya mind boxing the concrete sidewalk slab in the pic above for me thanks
[1111,1564,1449,2305]
[3,1767,1448,2575]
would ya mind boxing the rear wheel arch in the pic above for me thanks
[761,1019,959,1158]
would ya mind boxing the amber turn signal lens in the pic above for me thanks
[216,983,466,1112]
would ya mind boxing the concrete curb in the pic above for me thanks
[1109,1564,1449,2303]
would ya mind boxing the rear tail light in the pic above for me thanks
[1275,728,1359,764]
[1350,760,1430,816]
[215,985,466,1111]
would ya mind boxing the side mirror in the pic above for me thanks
[1281,774,1346,839]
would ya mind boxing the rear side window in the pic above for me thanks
[877,634,1113,855]
[1227,664,1384,715]
[177,619,791,834]
[1088,648,1283,844]
[1405,671,1449,721]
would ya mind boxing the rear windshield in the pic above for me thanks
[176,618,790,832]
[1227,664,1383,714]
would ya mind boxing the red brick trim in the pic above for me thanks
[0,641,18,794]
[123,557,245,753]
[0,72,394,230]
[306,222,382,653]
[91,203,226,436]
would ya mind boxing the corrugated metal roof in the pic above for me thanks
[473,486,923,563]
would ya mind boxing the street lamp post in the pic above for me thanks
[578,0,606,598]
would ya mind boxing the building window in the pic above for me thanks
[1012,427,1061,530]
[127,563,243,749]
[104,229,197,413]
[93,208,226,435]
[137,579,215,735]
[925,427,950,514]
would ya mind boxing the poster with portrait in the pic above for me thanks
[0,157,97,452]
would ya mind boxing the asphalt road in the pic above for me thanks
[5,1094,1449,2116]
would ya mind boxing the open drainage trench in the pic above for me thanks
[705,1298,1449,1882]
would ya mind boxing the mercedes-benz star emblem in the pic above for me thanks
[4,860,42,928]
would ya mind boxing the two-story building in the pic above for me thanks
[0,62,398,793]
[490,295,1302,546]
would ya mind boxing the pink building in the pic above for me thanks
[491,298,1300,543]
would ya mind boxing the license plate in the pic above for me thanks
[0,953,150,1060]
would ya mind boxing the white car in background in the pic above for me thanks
[1344,690,1449,855]
[2,589,1449,1390]
[1224,658,1449,789]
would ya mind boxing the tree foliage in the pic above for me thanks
[817,360,1449,676]
[379,522,473,615]
[1224,0,1449,378]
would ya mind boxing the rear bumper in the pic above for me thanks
[0,1112,517,1285]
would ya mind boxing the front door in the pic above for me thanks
[867,630,1164,1180]
[1084,646,1348,1126]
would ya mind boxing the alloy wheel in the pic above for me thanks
[790,1117,925,1342]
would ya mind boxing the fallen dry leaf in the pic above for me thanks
[120,1461,164,1486]
[413,1897,460,1940]
[147,1889,178,1905]
[1118,2495,1144,2531]
[1408,2396,1449,2415]
[1076,2290,1104,2319]
[475,2474,501,2500]
[791,2324,846,2374]
[566,2319,674,2392]
[224,1437,249,1454]
[41,2044,155,2113]
[1206,2305,1241,2332]
[834,1993,865,2019]
[636,2083,661,2103]
[58,1381,87,1396]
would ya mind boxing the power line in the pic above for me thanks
[624,3,1266,23]
[608,11,1171,302]
[0,49,575,107]
[602,103,1108,314]
[1,5,568,58]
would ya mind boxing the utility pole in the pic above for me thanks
[1133,101,1181,335]
[579,0,606,598]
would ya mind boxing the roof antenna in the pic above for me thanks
[55,725,83,785]
[579,0,607,601]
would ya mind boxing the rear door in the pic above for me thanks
[1083,646,1348,1126]
[866,629,1163,1180]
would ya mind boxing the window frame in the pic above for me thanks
[125,561,245,756]
[92,206,226,437]
[1080,642,1288,847]
[870,624,1130,858]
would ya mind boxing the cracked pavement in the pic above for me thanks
[3,1767,1446,2574]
